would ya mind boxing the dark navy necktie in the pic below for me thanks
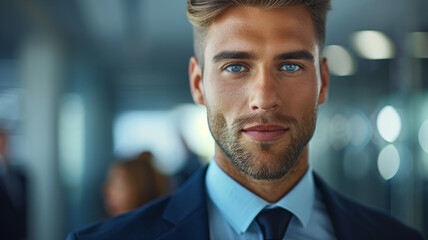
[256,208,293,240]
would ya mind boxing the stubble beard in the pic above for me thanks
[207,107,318,180]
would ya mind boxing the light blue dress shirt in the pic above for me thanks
[205,159,336,240]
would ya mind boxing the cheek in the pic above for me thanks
[284,78,320,113]
[205,76,246,119]
[301,81,319,102]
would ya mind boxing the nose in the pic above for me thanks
[249,69,281,111]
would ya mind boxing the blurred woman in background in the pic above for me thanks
[103,151,171,217]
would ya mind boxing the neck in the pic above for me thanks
[215,146,309,203]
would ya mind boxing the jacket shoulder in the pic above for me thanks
[315,174,425,239]
[339,192,422,238]
[67,167,210,240]
[67,196,174,240]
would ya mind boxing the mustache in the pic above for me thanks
[232,112,298,130]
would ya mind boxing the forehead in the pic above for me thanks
[204,5,318,59]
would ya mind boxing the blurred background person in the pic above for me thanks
[103,151,171,217]
[172,134,203,188]
[0,128,27,240]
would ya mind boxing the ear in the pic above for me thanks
[189,57,205,105]
[318,57,330,105]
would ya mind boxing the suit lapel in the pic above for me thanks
[313,173,376,240]
[157,167,378,240]
[160,167,210,240]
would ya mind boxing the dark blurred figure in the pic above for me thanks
[103,151,171,217]
[173,135,203,187]
[0,128,27,240]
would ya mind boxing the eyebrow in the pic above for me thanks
[212,50,314,63]
[212,51,256,63]
[274,50,314,61]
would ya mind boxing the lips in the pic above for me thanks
[242,124,288,142]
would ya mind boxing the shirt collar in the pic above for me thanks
[205,159,315,234]
[273,163,315,227]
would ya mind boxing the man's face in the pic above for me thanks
[189,5,329,180]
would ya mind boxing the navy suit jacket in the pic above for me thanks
[68,167,425,240]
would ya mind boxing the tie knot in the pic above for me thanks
[256,208,292,240]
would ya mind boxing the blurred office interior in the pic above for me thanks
[0,0,427,239]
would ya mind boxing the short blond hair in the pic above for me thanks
[187,0,331,66]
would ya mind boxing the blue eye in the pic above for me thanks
[225,65,246,73]
[281,64,301,72]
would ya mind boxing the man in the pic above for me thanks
[0,129,27,240]
[68,0,425,239]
